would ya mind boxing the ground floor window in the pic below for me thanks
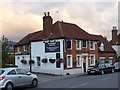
[90,54,95,66]
[76,55,82,67]
[109,59,112,64]
[67,55,72,68]
[37,57,41,66]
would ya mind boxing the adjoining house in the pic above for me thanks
[14,12,116,75]
[109,26,120,61]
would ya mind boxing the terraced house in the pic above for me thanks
[14,12,116,75]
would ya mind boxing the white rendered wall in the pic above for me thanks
[15,55,30,71]
[31,39,64,74]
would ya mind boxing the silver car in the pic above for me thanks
[0,68,38,90]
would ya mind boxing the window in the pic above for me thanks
[7,70,16,75]
[82,40,87,48]
[90,55,95,66]
[23,45,27,51]
[17,47,20,52]
[67,55,72,68]
[90,41,95,50]
[66,40,72,50]
[37,57,41,66]
[76,40,81,50]
[76,55,81,67]
[16,69,27,75]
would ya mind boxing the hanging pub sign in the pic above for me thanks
[45,42,60,53]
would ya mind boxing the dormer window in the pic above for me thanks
[99,43,104,51]
[66,40,72,50]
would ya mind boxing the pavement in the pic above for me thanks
[34,72,87,83]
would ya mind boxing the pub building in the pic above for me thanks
[14,12,116,75]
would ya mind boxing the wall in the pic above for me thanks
[31,39,64,74]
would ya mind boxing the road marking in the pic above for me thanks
[70,83,88,88]
[98,77,110,81]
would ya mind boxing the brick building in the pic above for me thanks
[14,12,116,75]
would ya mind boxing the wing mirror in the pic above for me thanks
[27,72,31,75]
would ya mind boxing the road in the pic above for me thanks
[19,72,119,89]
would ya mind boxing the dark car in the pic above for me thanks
[87,63,114,75]
[114,62,120,71]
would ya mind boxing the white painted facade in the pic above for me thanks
[15,55,30,71]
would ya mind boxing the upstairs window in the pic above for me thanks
[76,40,81,50]
[23,45,27,51]
[90,41,95,50]
[82,40,87,48]
[66,40,72,50]
[17,47,20,53]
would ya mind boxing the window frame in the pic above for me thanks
[37,57,41,66]
[90,54,95,66]
[82,40,87,48]
[66,39,72,50]
[76,55,82,67]
[67,55,72,68]
[76,40,81,50]
[89,41,95,50]
[17,47,20,53]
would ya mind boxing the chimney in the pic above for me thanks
[112,26,118,44]
[43,12,53,31]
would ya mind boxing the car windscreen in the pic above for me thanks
[98,64,105,68]
[0,70,4,75]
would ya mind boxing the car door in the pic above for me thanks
[15,69,32,86]
[7,69,20,87]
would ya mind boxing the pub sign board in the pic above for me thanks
[45,42,60,53]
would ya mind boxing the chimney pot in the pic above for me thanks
[48,12,50,16]
[44,12,46,16]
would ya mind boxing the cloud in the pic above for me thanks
[0,1,118,42]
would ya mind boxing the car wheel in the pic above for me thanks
[101,70,104,75]
[31,79,38,88]
[5,83,13,90]
[112,69,114,73]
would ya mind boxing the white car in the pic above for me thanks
[0,68,38,90]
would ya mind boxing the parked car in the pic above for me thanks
[0,68,38,90]
[114,62,120,71]
[87,63,114,75]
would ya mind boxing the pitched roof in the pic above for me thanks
[31,21,97,41]
[92,35,115,53]
[15,21,99,46]
[14,31,42,46]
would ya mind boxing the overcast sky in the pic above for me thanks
[0,0,119,42]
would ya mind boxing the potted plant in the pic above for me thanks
[49,59,55,63]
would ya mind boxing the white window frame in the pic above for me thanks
[37,57,41,66]
[67,55,72,68]
[76,40,81,50]
[17,47,20,53]
[66,40,72,50]
[89,41,95,50]
[76,55,82,67]
[90,54,95,66]
[82,40,87,48]
[23,45,27,51]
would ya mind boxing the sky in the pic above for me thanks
[0,0,119,42]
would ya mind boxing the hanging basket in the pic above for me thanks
[21,59,27,64]
[29,60,35,64]
[42,58,48,63]
[49,59,55,63]
[56,58,64,63]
